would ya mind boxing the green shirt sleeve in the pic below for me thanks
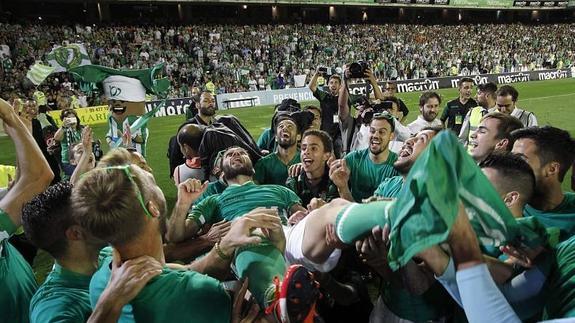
[30,297,90,323]
[187,195,220,228]
[282,187,303,213]
[253,158,266,185]
[257,129,272,151]
[285,176,297,193]
[0,208,17,240]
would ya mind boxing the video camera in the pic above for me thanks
[348,61,369,79]
[318,66,332,75]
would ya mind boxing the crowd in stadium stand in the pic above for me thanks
[0,23,574,106]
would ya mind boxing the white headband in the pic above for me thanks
[103,75,146,102]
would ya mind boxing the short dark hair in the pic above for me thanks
[371,112,395,132]
[511,126,575,182]
[302,129,333,153]
[383,96,400,109]
[329,75,342,84]
[479,152,535,204]
[419,91,441,107]
[60,108,78,121]
[304,105,321,117]
[459,77,474,87]
[477,82,497,96]
[481,112,523,149]
[22,182,75,258]
[496,85,519,102]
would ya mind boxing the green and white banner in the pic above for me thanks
[46,43,91,73]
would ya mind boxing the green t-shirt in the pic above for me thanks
[256,128,276,152]
[90,255,231,323]
[374,176,404,198]
[285,168,339,207]
[544,235,575,319]
[188,181,301,227]
[344,149,399,202]
[0,209,37,323]
[524,192,575,242]
[30,264,92,323]
[253,151,300,186]
[194,180,227,205]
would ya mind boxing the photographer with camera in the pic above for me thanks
[309,66,344,158]
[338,64,392,154]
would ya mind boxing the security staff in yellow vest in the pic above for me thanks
[458,82,497,149]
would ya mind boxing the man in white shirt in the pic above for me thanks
[408,91,444,134]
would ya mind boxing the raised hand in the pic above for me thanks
[176,178,208,207]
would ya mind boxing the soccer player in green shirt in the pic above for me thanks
[73,152,293,323]
[254,114,307,186]
[331,113,399,202]
[0,98,53,323]
[23,182,164,323]
[511,126,575,241]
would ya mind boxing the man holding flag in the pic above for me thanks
[69,64,169,157]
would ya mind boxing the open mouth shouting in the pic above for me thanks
[398,143,413,159]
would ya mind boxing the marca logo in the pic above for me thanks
[515,1,527,6]
[435,0,449,4]
[497,73,530,84]
[397,79,440,93]
[538,70,569,80]
[450,75,488,88]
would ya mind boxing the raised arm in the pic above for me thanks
[166,179,206,243]
[365,68,384,101]
[338,72,351,121]
[308,68,321,93]
[0,99,53,228]
[70,126,96,184]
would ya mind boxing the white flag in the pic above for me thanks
[46,43,91,73]
[26,62,55,86]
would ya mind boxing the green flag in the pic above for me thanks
[387,131,548,270]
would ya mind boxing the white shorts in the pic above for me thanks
[283,215,341,273]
